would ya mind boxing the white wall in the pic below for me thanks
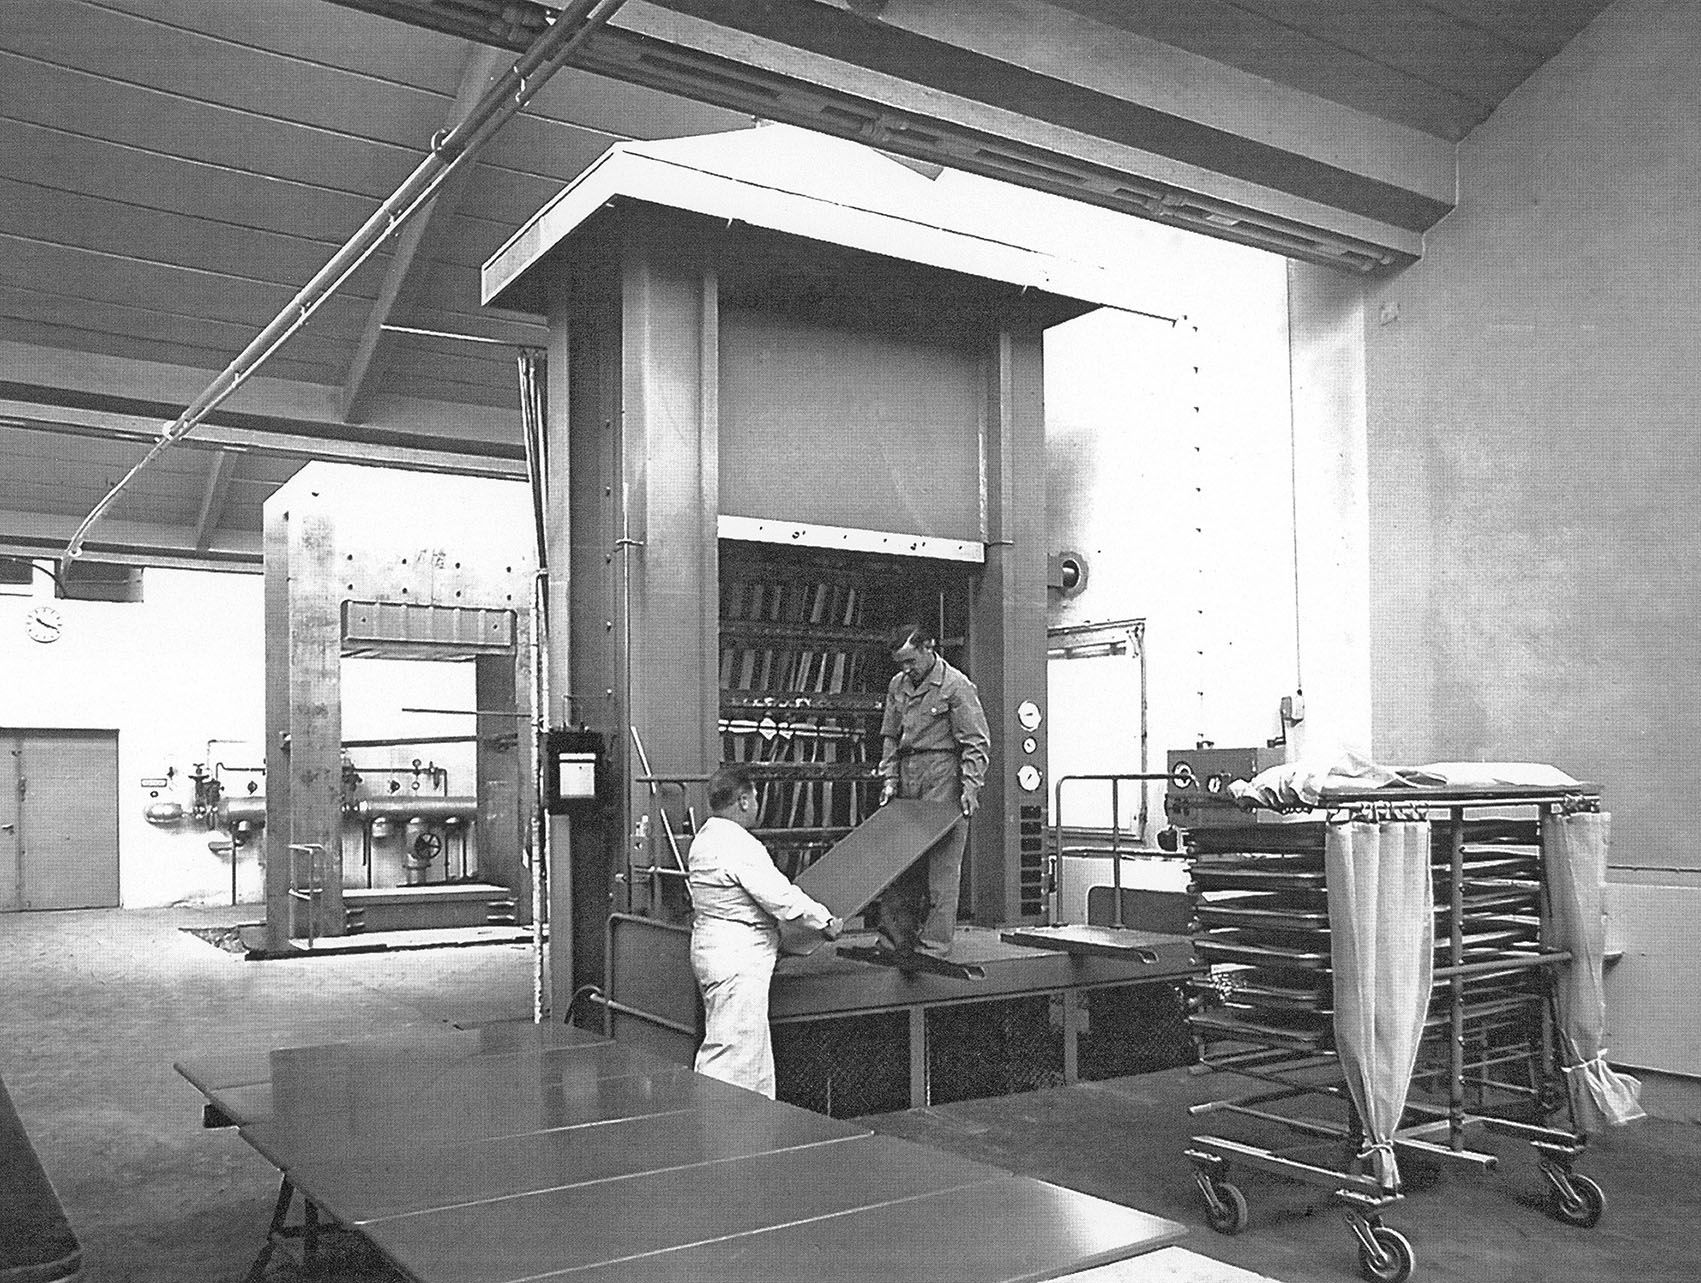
[1357,0,1701,1086]
[2,567,267,907]
[0,565,480,909]
[1032,211,1359,833]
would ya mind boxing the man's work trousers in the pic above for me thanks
[876,749,969,956]
[690,915,780,1098]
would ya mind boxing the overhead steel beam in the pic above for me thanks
[191,449,236,552]
[789,0,1456,219]
[325,0,1446,270]
[0,339,527,468]
[0,396,527,479]
[341,42,513,424]
[0,514,262,571]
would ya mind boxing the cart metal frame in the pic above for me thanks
[1182,784,1608,1282]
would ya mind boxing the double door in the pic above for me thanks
[1,728,120,911]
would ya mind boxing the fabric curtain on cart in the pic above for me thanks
[1326,818,1434,1192]
[1541,809,1645,1133]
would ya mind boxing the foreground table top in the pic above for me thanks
[177,1019,1185,1283]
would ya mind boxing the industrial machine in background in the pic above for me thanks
[143,743,489,918]
[256,465,537,952]
[483,136,1070,1009]
[481,132,1201,1111]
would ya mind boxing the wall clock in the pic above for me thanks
[25,605,62,643]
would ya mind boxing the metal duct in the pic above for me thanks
[354,797,479,822]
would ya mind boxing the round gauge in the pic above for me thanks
[1016,764,1043,792]
[1016,700,1042,731]
[1021,736,1038,755]
[1170,762,1195,789]
[25,605,62,644]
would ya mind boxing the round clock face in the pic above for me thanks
[1016,699,1042,731]
[1016,764,1043,793]
[25,605,62,644]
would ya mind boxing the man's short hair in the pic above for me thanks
[707,764,756,812]
[885,622,935,652]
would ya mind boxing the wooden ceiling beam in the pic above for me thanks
[341,43,514,425]
[191,449,236,552]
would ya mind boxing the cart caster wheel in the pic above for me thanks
[1549,1173,1605,1228]
[1356,1225,1415,1283]
[1203,1180,1248,1235]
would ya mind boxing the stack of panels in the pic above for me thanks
[1186,822,1547,1074]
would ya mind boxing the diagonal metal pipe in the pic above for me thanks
[61,0,628,569]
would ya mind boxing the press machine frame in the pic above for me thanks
[260,466,536,952]
[484,156,1094,1013]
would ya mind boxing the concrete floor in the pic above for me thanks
[3,905,1695,1283]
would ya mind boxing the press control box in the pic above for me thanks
[1165,745,1286,827]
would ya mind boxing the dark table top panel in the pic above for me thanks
[237,1061,720,1158]
[175,1020,608,1098]
[795,799,963,918]
[200,1038,649,1130]
[360,1133,1006,1283]
[546,1173,1188,1283]
[280,1090,867,1223]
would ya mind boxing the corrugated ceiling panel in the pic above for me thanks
[1404,1,1611,57]
[1227,0,1531,104]
[1043,0,1561,138]
[0,119,384,243]
[0,54,421,201]
[0,177,344,286]
[0,233,376,333]
[10,0,451,150]
[0,315,337,387]
[94,0,470,91]
[0,282,357,375]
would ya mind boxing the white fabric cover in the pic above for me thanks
[1541,810,1646,1132]
[1231,754,1582,810]
[1412,762,1580,789]
[1326,819,1434,1191]
[1230,750,1441,809]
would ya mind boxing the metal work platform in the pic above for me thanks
[604,916,1202,1115]
[176,1020,1185,1283]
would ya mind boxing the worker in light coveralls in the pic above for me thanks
[876,622,992,957]
[688,764,843,1097]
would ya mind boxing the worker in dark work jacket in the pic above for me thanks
[875,622,992,957]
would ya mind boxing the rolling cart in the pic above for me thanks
[1180,782,1624,1283]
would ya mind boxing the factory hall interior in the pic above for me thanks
[4,3,1701,1282]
